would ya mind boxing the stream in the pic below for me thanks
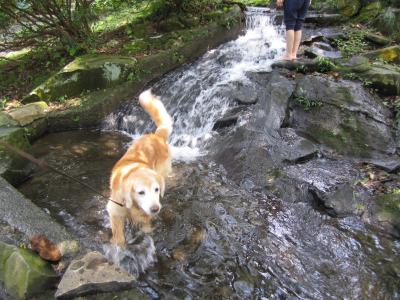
[18,7,400,300]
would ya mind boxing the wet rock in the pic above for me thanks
[279,128,318,163]
[249,72,294,130]
[8,102,48,126]
[213,106,247,130]
[289,75,396,157]
[363,46,400,64]
[321,183,369,217]
[271,59,320,73]
[0,241,58,299]
[55,251,135,299]
[217,81,260,105]
[0,177,79,257]
[304,43,341,59]
[245,71,273,87]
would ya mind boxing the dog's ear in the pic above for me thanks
[156,174,165,198]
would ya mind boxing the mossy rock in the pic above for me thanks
[364,46,400,64]
[290,76,396,157]
[363,63,400,96]
[23,55,139,103]
[375,192,400,230]
[2,244,58,299]
[0,112,18,128]
[364,32,391,46]
[0,127,31,185]
[335,56,372,73]
[337,0,361,16]
[0,241,16,282]
[8,102,48,126]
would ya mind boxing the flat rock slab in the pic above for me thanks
[55,251,135,299]
[0,177,79,256]
[8,102,48,126]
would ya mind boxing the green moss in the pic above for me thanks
[375,192,400,228]
[308,118,371,157]
[356,1,382,23]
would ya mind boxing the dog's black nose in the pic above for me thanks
[150,205,160,214]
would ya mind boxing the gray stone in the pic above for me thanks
[0,177,79,257]
[363,63,400,96]
[213,106,247,130]
[304,45,342,59]
[271,59,320,73]
[218,81,260,105]
[55,251,135,299]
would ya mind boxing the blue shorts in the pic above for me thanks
[284,0,310,31]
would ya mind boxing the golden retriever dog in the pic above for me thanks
[107,89,172,247]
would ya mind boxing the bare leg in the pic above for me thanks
[110,215,126,247]
[292,30,302,60]
[281,30,294,60]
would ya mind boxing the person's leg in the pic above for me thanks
[292,30,302,59]
[292,0,310,59]
[282,0,297,60]
[284,30,295,60]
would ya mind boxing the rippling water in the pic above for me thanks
[18,7,400,300]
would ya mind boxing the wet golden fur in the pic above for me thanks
[107,90,172,247]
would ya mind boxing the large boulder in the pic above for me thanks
[288,75,397,158]
[0,241,58,299]
[373,192,400,236]
[24,55,139,103]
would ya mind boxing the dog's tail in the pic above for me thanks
[139,89,173,141]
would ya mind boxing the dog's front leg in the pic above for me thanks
[110,215,126,247]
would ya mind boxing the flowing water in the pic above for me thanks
[18,8,400,300]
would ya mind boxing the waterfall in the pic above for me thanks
[104,7,285,161]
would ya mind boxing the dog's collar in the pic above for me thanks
[109,199,124,207]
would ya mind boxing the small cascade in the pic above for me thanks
[104,7,285,161]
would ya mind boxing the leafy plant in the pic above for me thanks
[294,94,322,111]
[316,56,335,73]
[333,27,371,58]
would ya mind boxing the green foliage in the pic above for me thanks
[294,94,322,110]
[333,27,371,58]
[373,7,400,36]
[316,56,335,73]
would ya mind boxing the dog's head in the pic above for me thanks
[122,168,165,216]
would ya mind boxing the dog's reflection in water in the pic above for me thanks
[103,226,156,277]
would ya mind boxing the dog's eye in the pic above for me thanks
[155,188,159,193]
[138,191,145,195]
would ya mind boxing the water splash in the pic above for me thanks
[103,233,156,277]
[104,8,285,161]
